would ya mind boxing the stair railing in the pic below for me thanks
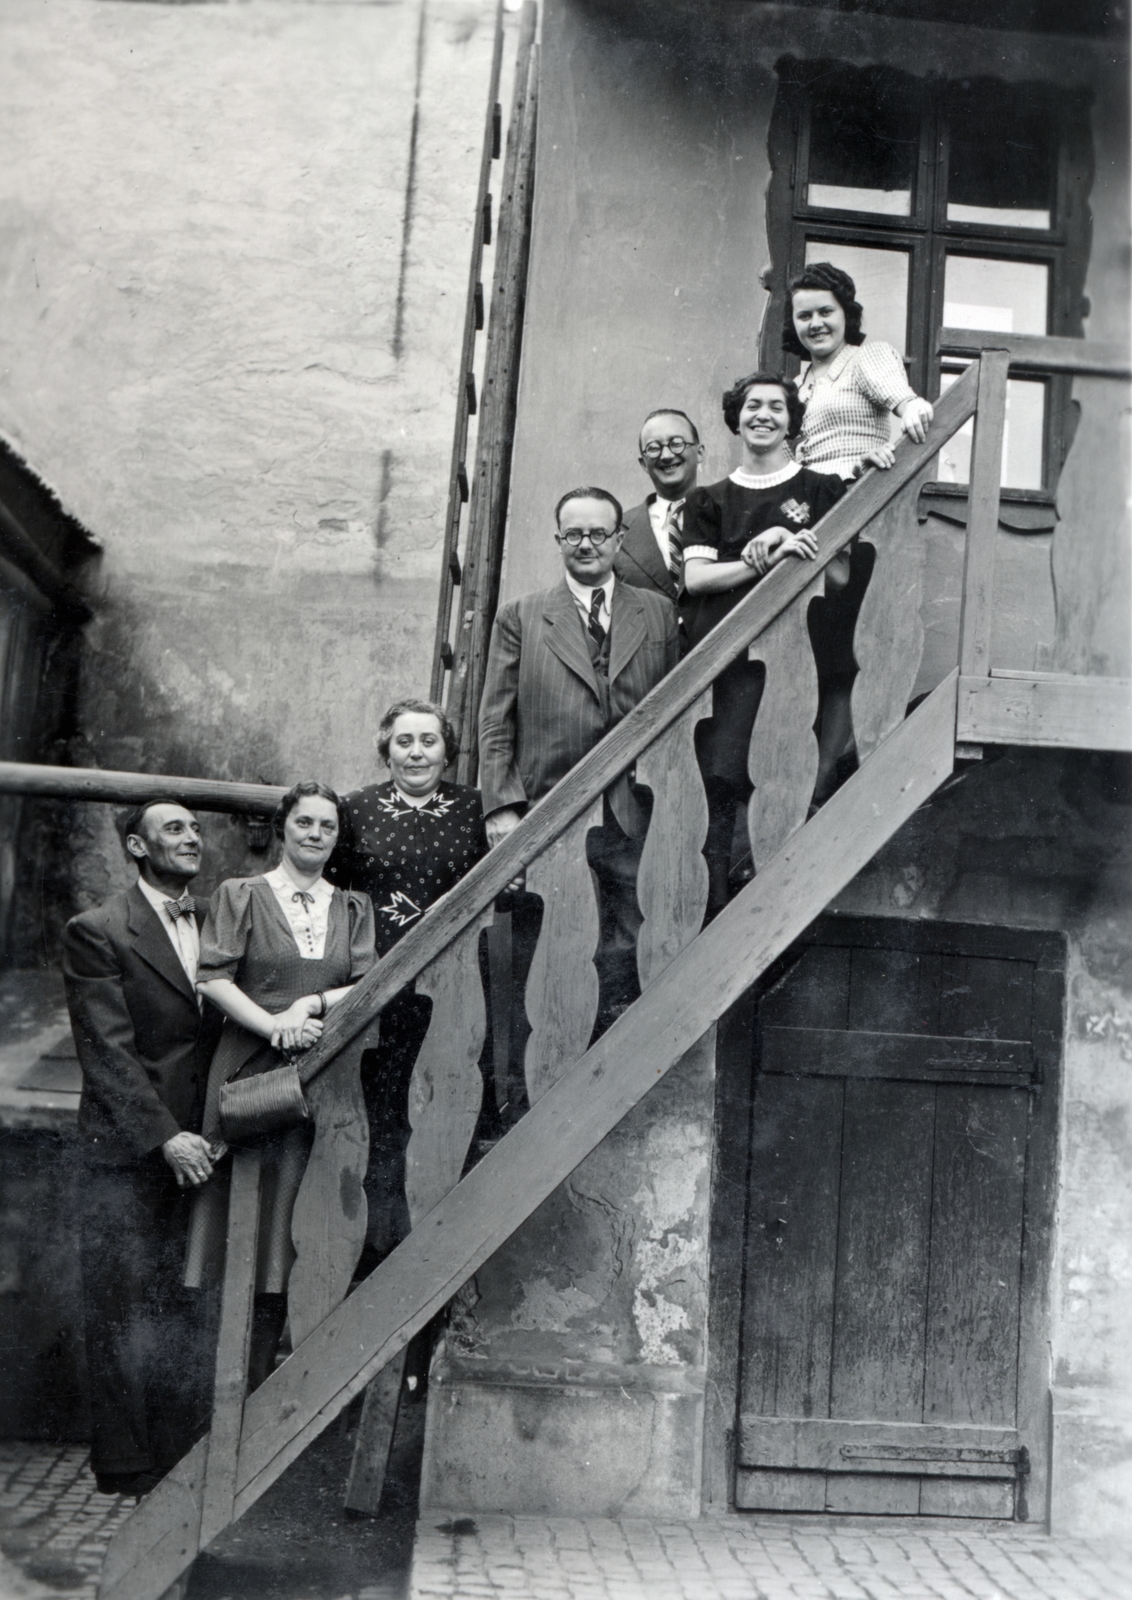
[93,353,1005,1600]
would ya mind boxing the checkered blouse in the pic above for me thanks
[795,340,916,481]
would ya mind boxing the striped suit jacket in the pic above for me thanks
[478,578,679,836]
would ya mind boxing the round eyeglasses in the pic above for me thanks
[640,437,694,461]
[557,527,618,547]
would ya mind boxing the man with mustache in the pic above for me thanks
[62,800,222,1497]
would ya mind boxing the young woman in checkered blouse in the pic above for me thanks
[785,261,934,481]
[784,262,935,804]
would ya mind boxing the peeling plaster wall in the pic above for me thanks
[0,0,499,907]
[421,1034,716,1517]
[831,750,1132,1535]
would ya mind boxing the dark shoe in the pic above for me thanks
[94,1469,162,1498]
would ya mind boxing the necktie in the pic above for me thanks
[665,502,684,589]
[165,896,193,922]
[292,891,315,912]
[587,587,606,646]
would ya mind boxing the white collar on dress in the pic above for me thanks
[266,862,332,902]
[728,461,801,490]
[390,781,443,810]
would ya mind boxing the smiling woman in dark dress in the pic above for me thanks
[328,698,489,1265]
[682,371,846,916]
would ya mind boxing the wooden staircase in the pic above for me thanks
[0,341,1114,1598]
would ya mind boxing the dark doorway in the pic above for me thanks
[733,916,1063,1521]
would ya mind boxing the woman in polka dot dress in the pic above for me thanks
[328,698,489,1268]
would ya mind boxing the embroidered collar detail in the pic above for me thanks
[377,786,456,820]
[729,462,802,490]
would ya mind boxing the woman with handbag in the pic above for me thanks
[187,780,375,1387]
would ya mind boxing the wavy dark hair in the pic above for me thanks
[721,372,805,441]
[271,780,344,840]
[781,261,866,359]
[377,697,459,768]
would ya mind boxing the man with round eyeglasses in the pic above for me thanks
[478,486,678,1038]
[615,409,705,639]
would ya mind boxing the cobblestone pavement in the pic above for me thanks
[411,1511,1132,1600]
[0,1443,132,1598]
[4,1443,1131,1600]
[0,1432,418,1600]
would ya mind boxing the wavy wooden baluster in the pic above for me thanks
[851,470,930,761]
[523,798,604,1106]
[746,575,824,869]
[634,689,712,986]
[287,1019,381,1348]
[405,908,493,1222]
[344,911,492,1517]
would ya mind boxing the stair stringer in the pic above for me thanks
[99,671,958,1600]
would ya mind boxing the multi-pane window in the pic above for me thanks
[765,63,1091,500]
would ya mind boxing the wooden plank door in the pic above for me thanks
[736,916,1063,1521]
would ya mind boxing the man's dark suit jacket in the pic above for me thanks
[63,883,218,1167]
[478,577,679,835]
[614,497,680,603]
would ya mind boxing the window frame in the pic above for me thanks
[763,60,1092,506]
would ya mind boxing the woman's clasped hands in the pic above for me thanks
[270,994,325,1055]
[741,525,819,575]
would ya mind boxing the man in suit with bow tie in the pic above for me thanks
[479,487,679,1037]
[63,800,222,1496]
[614,408,704,643]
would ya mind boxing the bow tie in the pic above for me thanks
[292,890,315,912]
[164,896,193,922]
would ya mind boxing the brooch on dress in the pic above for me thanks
[378,891,422,927]
[779,498,812,526]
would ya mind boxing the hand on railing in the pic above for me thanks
[898,395,935,442]
[485,805,526,891]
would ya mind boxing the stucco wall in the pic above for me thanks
[0,0,500,905]
[422,1033,717,1517]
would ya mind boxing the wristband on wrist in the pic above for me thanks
[316,991,327,1017]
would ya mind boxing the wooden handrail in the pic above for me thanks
[285,360,982,1086]
[938,327,1132,380]
[0,761,285,814]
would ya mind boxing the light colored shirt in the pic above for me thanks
[564,569,616,632]
[137,875,200,987]
[264,863,334,960]
[647,495,685,568]
[795,340,915,480]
